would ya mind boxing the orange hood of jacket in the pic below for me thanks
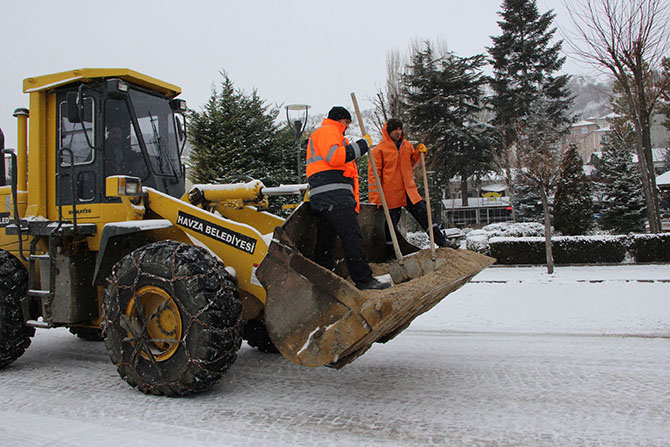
[367,122,422,209]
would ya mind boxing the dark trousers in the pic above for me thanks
[387,198,448,252]
[314,206,373,284]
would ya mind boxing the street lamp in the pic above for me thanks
[285,104,310,184]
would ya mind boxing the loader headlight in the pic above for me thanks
[106,176,143,197]
[170,99,187,111]
[123,177,141,195]
[106,79,129,99]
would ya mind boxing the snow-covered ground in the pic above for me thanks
[1,264,668,446]
[416,263,670,337]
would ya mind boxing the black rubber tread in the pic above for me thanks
[68,326,104,341]
[102,240,242,396]
[0,250,35,369]
[242,316,279,353]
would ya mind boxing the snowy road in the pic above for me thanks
[1,264,669,446]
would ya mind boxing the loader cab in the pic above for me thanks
[58,77,187,207]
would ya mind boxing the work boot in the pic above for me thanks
[433,226,450,248]
[356,277,392,290]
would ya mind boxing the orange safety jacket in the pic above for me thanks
[368,122,422,209]
[306,118,361,212]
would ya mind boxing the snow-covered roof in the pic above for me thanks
[657,170,670,187]
[572,120,597,127]
[481,183,506,192]
[443,196,511,209]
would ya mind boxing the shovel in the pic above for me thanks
[350,92,421,283]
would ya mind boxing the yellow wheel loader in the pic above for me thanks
[0,68,494,396]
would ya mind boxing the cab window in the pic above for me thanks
[59,97,94,165]
[105,99,148,179]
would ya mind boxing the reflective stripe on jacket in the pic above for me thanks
[306,118,361,212]
[368,122,422,209]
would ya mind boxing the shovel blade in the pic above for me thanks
[387,254,447,284]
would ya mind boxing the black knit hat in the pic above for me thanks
[327,106,352,121]
[386,118,403,133]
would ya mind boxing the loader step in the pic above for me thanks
[25,319,51,329]
[28,289,51,298]
[4,220,97,236]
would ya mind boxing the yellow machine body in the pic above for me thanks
[0,69,493,395]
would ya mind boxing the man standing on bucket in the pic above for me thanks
[306,106,391,290]
[368,118,449,259]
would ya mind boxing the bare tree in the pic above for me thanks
[564,0,670,233]
[371,50,403,135]
[372,39,452,135]
[513,100,570,274]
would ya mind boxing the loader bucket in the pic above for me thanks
[255,203,495,369]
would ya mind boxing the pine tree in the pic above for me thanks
[489,0,572,132]
[553,145,594,235]
[188,73,298,214]
[402,42,491,202]
[512,182,544,222]
[593,130,646,234]
[488,0,573,219]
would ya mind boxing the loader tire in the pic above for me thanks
[0,250,35,369]
[68,326,104,341]
[103,241,242,397]
[242,316,279,353]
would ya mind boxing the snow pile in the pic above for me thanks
[406,231,431,249]
[490,234,629,243]
[406,228,464,249]
[478,222,545,237]
[466,222,545,252]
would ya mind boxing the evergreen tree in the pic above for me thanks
[489,0,572,132]
[512,182,544,222]
[188,73,298,214]
[593,130,646,233]
[553,145,593,235]
[402,42,491,202]
[488,0,573,218]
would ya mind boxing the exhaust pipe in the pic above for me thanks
[13,108,29,193]
[0,127,5,186]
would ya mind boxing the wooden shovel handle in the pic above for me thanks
[350,92,403,263]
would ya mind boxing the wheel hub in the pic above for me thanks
[125,285,182,362]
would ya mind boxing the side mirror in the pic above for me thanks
[66,91,81,123]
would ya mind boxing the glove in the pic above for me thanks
[417,143,427,153]
[363,134,373,148]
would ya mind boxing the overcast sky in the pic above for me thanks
[0,0,592,147]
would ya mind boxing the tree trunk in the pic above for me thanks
[632,117,662,234]
[505,164,517,223]
[540,188,554,274]
[460,177,469,207]
[631,50,662,234]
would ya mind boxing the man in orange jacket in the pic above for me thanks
[368,118,449,257]
[307,106,390,290]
